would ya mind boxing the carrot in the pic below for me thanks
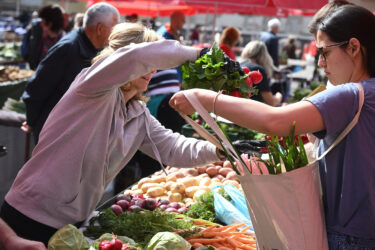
[226,237,242,248]
[239,226,251,233]
[192,243,203,249]
[188,238,225,244]
[241,244,257,250]
[202,232,245,238]
[222,223,247,232]
[200,225,219,233]
[217,247,232,250]
[234,236,257,245]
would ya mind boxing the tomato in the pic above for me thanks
[249,71,263,84]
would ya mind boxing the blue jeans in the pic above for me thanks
[328,230,375,250]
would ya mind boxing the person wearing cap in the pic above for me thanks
[260,18,281,67]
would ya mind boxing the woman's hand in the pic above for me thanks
[169,89,217,115]
[169,90,196,115]
[4,236,46,250]
[21,121,33,133]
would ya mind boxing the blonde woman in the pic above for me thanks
[241,40,282,106]
[0,23,223,246]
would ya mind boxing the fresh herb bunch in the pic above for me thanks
[185,189,231,223]
[261,121,309,174]
[84,209,198,247]
[182,42,256,97]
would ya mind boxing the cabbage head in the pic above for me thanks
[48,224,90,250]
[146,232,191,250]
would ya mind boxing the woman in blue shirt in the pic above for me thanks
[170,4,375,249]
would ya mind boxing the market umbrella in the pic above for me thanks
[87,0,202,17]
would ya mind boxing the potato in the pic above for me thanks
[183,168,199,176]
[168,192,183,202]
[170,183,186,194]
[206,166,218,177]
[211,177,222,183]
[223,180,241,189]
[213,174,225,182]
[164,181,175,191]
[151,175,166,183]
[199,173,209,178]
[215,165,222,172]
[137,177,152,188]
[166,173,177,182]
[196,165,208,174]
[175,171,185,178]
[133,189,144,196]
[193,190,209,201]
[209,182,222,189]
[131,184,139,190]
[200,177,211,187]
[219,168,234,177]
[141,183,163,193]
[178,177,199,187]
[185,186,210,198]
[223,160,233,169]
[226,171,239,181]
[124,189,133,196]
[146,186,165,197]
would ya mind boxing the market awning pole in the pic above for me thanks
[211,2,217,43]
[186,15,191,44]
[203,9,209,43]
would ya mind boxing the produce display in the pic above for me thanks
[0,43,21,62]
[122,161,241,206]
[0,66,34,82]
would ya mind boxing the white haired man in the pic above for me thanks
[260,18,281,67]
[22,3,119,144]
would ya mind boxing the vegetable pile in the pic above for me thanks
[181,42,260,98]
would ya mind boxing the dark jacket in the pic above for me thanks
[259,31,279,67]
[21,19,43,70]
[22,28,99,143]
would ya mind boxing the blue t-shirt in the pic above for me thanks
[306,79,375,238]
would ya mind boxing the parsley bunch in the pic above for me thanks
[182,42,254,97]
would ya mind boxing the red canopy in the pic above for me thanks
[85,0,328,17]
[88,0,201,17]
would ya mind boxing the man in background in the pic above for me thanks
[260,18,281,67]
[22,3,119,144]
[157,10,185,42]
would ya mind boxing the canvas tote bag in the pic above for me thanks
[180,83,364,250]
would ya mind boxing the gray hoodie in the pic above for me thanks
[6,40,219,229]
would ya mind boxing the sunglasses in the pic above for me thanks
[316,41,349,62]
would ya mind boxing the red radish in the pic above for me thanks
[242,67,253,87]
[231,90,241,97]
[99,240,111,250]
[242,66,251,74]
[116,200,129,211]
[110,237,123,250]
[249,71,263,84]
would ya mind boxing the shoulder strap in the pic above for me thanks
[317,83,364,160]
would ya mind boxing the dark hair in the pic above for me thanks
[38,5,64,33]
[308,0,351,34]
[318,4,375,77]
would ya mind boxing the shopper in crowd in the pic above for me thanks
[157,10,185,42]
[73,12,84,30]
[241,40,282,106]
[190,24,200,45]
[260,18,281,67]
[0,22,232,246]
[170,4,375,249]
[282,35,297,59]
[21,5,65,70]
[21,3,119,144]
[0,218,46,250]
[219,26,241,60]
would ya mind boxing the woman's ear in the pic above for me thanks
[348,38,361,58]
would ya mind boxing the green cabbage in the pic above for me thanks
[48,224,90,250]
[146,232,191,250]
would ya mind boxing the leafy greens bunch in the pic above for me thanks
[260,121,309,174]
[181,42,256,97]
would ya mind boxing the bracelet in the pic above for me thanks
[212,91,223,117]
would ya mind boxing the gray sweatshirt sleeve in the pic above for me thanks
[75,40,197,96]
[140,109,220,167]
